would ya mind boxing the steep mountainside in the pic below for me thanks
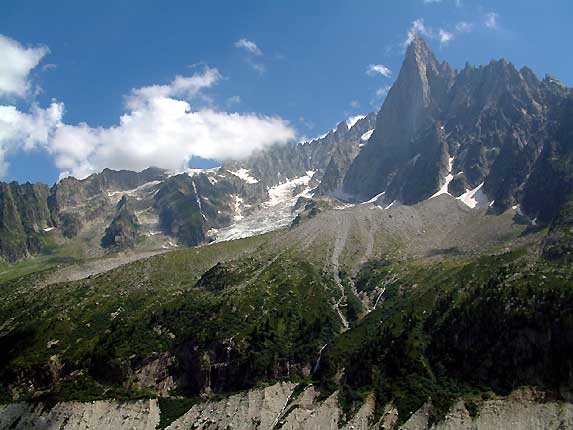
[342,34,572,221]
[1,196,572,428]
[0,113,375,264]
[1,36,573,429]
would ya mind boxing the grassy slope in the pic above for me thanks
[0,231,341,403]
[0,203,572,428]
[317,246,573,424]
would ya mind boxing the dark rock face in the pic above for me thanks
[223,113,376,190]
[341,34,573,220]
[0,182,52,262]
[543,201,573,262]
[101,196,140,249]
[49,167,167,215]
[342,35,454,202]
[154,175,209,247]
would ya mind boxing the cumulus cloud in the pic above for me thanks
[0,35,296,180]
[485,12,500,29]
[0,34,49,98]
[0,102,63,175]
[46,67,295,179]
[125,67,221,109]
[51,98,295,179]
[366,64,392,78]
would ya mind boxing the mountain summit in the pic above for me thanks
[342,36,572,220]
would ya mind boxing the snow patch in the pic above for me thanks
[215,171,316,242]
[361,129,374,141]
[233,195,244,221]
[385,200,399,210]
[191,180,207,221]
[43,227,54,232]
[362,191,385,204]
[347,115,366,130]
[229,168,259,184]
[410,154,422,166]
[106,180,162,198]
[456,182,491,209]
[430,156,455,199]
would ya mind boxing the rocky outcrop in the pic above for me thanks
[342,34,454,202]
[224,113,376,190]
[101,196,140,249]
[341,33,572,224]
[1,385,571,430]
[0,399,160,430]
[0,182,52,262]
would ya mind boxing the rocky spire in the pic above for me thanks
[341,36,453,200]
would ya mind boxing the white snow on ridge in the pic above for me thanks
[362,191,386,204]
[456,182,491,209]
[361,129,374,141]
[430,156,455,199]
[214,171,315,242]
[229,168,259,184]
[347,115,366,130]
[43,227,54,232]
[384,200,399,210]
[106,180,162,198]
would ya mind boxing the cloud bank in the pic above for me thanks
[0,34,49,99]
[0,35,297,180]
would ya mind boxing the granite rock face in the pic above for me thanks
[101,196,140,249]
[341,34,573,222]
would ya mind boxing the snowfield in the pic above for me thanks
[214,171,315,242]
[229,168,259,184]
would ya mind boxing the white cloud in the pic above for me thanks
[404,18,432,48]
[403,18,474,49]
[455,21,474,33]
[370,84,392,108]
[438,29,454,45]
[234,38,263,56]
[366,64,392,78]
[125,67,221,109]
[234,39,266,74]
[50,98,295,179]
[225,95,241,107]
[46,67,295,179]
[0,34,49,99]
[350,100,360,109]
[485,12,500,29]
[0,101,63,176]
[249,60,266,75]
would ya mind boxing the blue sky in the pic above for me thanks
[1,0,572,185]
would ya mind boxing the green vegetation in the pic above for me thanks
[1,204,573,429]
[156,397,198,429]
[0,233,340,402]
[316,249,573,424]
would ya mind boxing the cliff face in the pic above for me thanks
[0,182,52,262]
[1,385,572,430]
[341,35,572,221]
[101,196,140,250]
